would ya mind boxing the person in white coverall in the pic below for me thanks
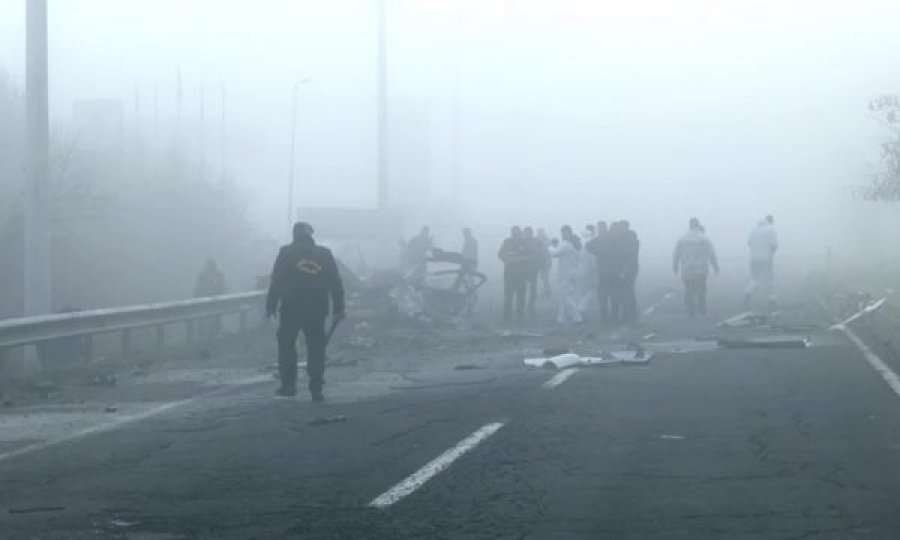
[744,215,778,309]
[673,218,719,317]
[550,225,584,325]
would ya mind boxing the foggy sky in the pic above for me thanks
[2,0,900,262]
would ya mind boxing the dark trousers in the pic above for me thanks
[683,275,708,317]
[504,267,527,323]
[597,275,615,324]
[525,270,539,317]
[277,312,327,393]
[613,272,638,324]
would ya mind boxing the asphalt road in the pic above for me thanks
[3,286,900,539]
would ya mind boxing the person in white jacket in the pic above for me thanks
[673,218,719,317]
[744,215,778,309]
[550,225,584,325]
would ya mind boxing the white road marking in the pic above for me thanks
[643,291,674,317]
[543,368,579,389]
[368,421,505,508]
[818,296,900,399]
[837,326,900,397]
[0,374,269,464]
[830,297,887,330]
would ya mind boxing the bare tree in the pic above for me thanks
[861,95,900,201]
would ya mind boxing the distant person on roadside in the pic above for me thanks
[586,221,615,325]
[406,226,433,284]
[266,222,345,402]
[194,258,226,298]
[536,228,552,297]
[461,227,479,270]
[744,215,778,310]
[609,220,640,325]
[499,226,529,325]
[673,218,720,318]
[523,226,543,318]
[550,225,584,325]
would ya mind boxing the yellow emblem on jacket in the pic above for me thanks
[296,259,323,275]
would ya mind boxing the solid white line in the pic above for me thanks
[838,325,900,397]
[368,422,505,508]
[0,374,269,464]
[543,368,579,389]
[642,291,674,317]
[830,297,887,330]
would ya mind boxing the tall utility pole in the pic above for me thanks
[24,0,51,316]
[376,0,389,210]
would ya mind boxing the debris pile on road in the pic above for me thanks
[524,347,653,369]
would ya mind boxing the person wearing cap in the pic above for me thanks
[266,222,345,401]
[673,217,719,317]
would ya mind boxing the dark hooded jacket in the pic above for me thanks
[265,229,345,318]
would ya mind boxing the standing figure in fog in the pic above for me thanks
[536,228,552,297]
[744,215,778,310]
[523,227,543,318]
[586,221,615,325]
[550,225,584,325]
[499,226,529,324]
[266,222,345,402]
[673,218,719,317]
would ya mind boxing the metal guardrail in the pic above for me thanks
[0,291,266,357]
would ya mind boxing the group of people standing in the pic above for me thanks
[671,214,778,318]
[499,221,640,326]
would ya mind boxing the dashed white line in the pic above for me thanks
[543,368,579,389]
[368,421,505,508]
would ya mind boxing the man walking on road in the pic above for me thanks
[499,226,529,324]
[673,218,719,317]
[266,222,345,402]
[744,215,778,310]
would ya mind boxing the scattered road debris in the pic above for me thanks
[718,312,771,328]
[542,346,571,357]
[8,506,66,514]
[109,519,140,528]
[716,335,810,349]
[525,349,654,369]
[309,415,348,426]
[660,434,685,440]
[641,331,659,341]
[453,364,485,371]
[103,406,118,413]
[347,336,377,349]
[498,330,543,338]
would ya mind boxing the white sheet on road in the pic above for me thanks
[524,352,652,370]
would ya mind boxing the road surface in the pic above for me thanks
[3,287,900,539]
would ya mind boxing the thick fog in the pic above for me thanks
[3,0,900,312]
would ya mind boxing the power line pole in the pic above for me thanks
[376,0,389,211]
[24,0,51,317]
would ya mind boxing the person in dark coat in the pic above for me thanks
[266,222,345,402]
[498,226,529,324]
[194,258,226,298]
